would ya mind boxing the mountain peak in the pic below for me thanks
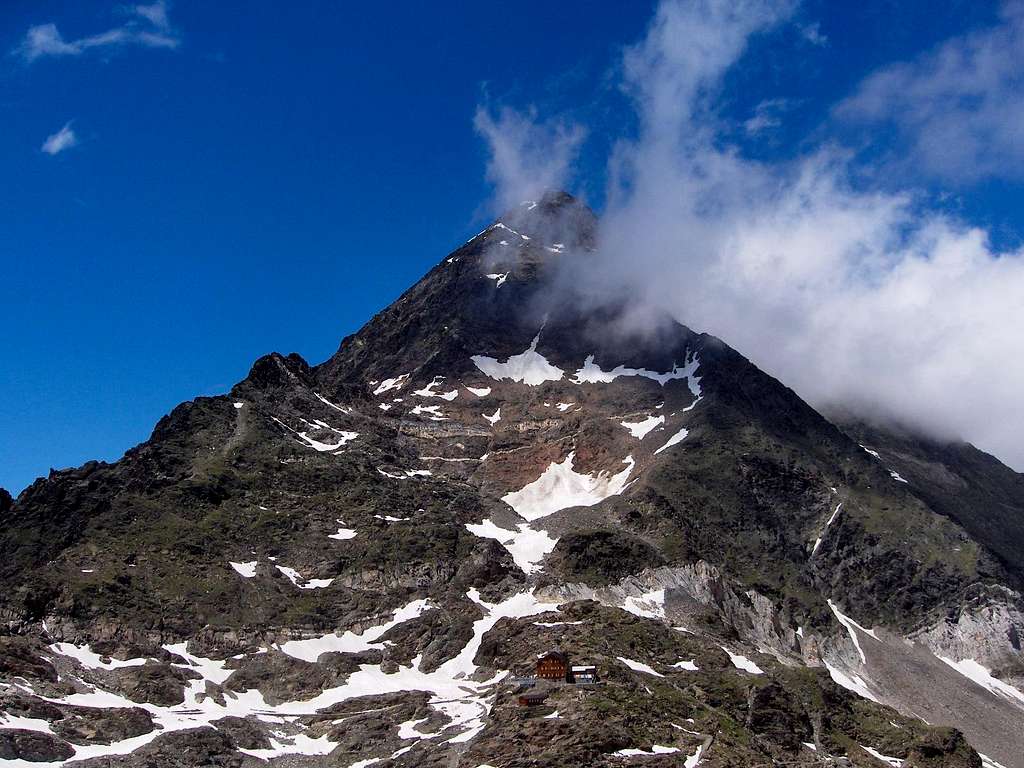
[492,190,597,253]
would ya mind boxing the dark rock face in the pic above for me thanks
[222,651,351,704]
[834,416,1024,590]
[0,636,58,682]
[547,530,666,585]
[0,729,75,762]
[906,727,983,768]
[52,706,154,745]
[0,193,1020,767]
[75,728,242,768]
[109,663,196,707]
[744,681,812,749]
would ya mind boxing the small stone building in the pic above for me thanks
[518,691,549,707]
[570,665,598,684]
[536,650,569,681]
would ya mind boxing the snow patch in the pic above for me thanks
[414,376,459,401]
[936,655,1024,706]
[0,713,57,735]
[378,468,433,480]
[535,621,584,627]
[465,386,491,397]
[812,502,843,555]
[443,589,549,683]
[483,407,501,425]
[862,745,904,766]
[825,662,880,702]
[271,417,358,452]
[654,426,689,455]
[240,733,338,759]
[410,404,447,420]
[328,521,357,540]
[616,657,663,677]
[613,744,680,757]
[314,392,351,413]
[828,599,879,664]
[620,415,665,439]
[501,452,635,521]
[229,561,258,578]
[276,565,334,590]
[861,445,909,483]
[373,374,410,396]
[465,519,558,575]
[278,599,431,662]
[48,643,148,671]
[980,753,1010,768]
[622,588,666,620]
[471,334,565,386]
[721,647,764,674]
[573,352,702,395]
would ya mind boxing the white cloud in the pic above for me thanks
[41,122,78,155]
[132,1,171,31]
[744,98,789,135]
[800,22,827,47]
[474,105,585,212]
[14,1,180,62]
[836,2,1024,183]
[477,0,1024,470]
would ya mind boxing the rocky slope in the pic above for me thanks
[1,192,1021,767]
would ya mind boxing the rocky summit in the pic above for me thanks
[1,192,1022,768]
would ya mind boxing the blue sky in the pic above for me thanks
[3,1,1023,493]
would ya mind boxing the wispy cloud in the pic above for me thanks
[132,2,171,31]
[836,2,1024,183]
[478,0,1024,470]
[41,122,78,155]
[14,1,180,63]
[744,98,789,135]
[799,22,827,47]
[474,105,585,212]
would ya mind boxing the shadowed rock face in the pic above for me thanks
[832,414,1024,592]
[0,193,1021,766]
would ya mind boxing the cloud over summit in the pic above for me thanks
[474,106,585,212]
[476,0,1024,470]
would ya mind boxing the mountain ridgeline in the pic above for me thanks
[1,192,1022,768]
